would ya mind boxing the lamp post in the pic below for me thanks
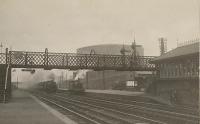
[197,0,200,36]
[16,76,18,89]
[66,70,68,89]
[198,0,200,117]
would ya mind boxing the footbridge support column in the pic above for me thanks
[0,48,11,103]
[0,65,11,103]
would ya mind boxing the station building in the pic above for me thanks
[151,41,199,106]
[76,44,152,90]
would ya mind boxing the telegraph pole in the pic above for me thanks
[0,42,3,53]
[158,37,167,55]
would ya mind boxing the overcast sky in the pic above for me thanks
[0,0,199,56]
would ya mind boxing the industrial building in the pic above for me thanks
[151,40,199,106]
[77,44,144,55]
[76,44,152,91]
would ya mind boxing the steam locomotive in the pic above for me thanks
[68,80,85,94]
[38,80,57,93]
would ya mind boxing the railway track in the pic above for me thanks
[32,90,199,124]
[82,91,198,115]
[58,89,198,114]
[55,92,199,124]
[65,92,198,115]
[37,96,102,124]
[33,92,161,124]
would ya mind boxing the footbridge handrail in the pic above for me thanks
[0,50,157,71]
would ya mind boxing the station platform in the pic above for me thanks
[86,89,171,105]
[0,89,76,124]
[86,89,144,96]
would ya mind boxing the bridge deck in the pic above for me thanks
[0,50,156,71]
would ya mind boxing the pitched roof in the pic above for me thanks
[152,42,199,62]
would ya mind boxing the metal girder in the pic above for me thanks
[0,50,156,71]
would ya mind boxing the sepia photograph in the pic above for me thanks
[0,0,199,124]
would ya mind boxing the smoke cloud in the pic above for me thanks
[15,69,56,89]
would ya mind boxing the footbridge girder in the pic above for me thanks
[0,50,157,71]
